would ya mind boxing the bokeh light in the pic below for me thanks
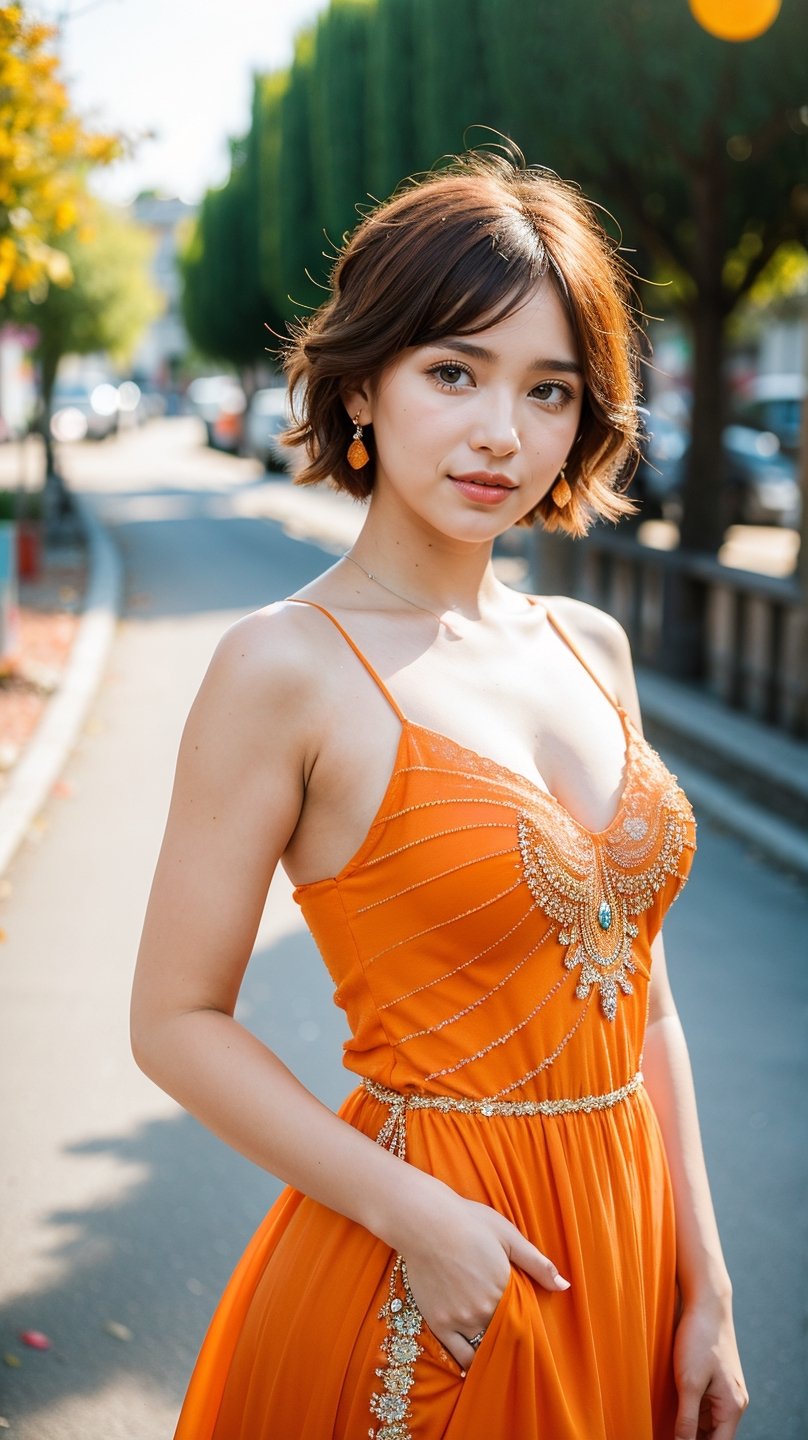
[689,0,782,41]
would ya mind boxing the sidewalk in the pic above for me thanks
[0,459,806,883]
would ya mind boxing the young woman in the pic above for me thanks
[131,148,748,1439]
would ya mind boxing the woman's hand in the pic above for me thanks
[673,1298,749,1439]
[401,1193,569,1372]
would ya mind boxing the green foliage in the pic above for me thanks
[257,70,289,320]
[181,77,285,372]
[412,0,500,166]
[16,199,162,401]
[276,30,325,319]
[366,0,418,197]
[485,0,808,314]
[310,0,375,247]
[0,488,43,521]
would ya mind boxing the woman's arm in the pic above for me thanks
[645,941,748,1438]
[130,609,565,1370]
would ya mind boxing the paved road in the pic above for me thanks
[1,421,806,1439]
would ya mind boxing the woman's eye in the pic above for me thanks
[430,363,471,387]
[532,381,574,407]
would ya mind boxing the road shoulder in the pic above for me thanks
[0,497,122,877]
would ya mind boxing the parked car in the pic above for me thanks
[722,424,800,528]
[731,373,805,458]
[136,385,169,421]
[116,380,148,428]
[243,388,292,471]
[630,407,800,529]
[186,375,246,453]
[49,378,119,442]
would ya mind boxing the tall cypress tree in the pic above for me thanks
[413,0,501,166]
[367,0,419,198]
[257,70,290,332]
[310,0,376,250]
[276,30,325,320]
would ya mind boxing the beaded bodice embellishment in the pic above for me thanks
[517,727,696,1021]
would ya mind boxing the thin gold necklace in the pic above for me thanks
[342,553,464,636]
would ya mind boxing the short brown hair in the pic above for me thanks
[283,146,641,535]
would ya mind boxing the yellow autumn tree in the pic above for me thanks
[0,4,121,304]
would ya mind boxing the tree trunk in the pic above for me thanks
[38,348,58,480]
[679,123,729,557]
[37,347,74,537]
[658,123,731,678]
[797,331,808,596]
[679,300,728,555]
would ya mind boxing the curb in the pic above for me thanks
[0,493,122,878]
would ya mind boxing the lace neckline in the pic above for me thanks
[403,710,636,841]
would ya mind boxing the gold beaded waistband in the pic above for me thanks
[362,1071,644,1159]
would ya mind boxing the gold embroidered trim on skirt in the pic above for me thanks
[369,1255,425,1439]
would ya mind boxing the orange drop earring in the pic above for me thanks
[347,415,369,470]
[551,466,572,508]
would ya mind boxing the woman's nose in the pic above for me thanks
[469,395,521,457]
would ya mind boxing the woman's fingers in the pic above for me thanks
[507,1226,571,1293]
[444,1332,478,1373]
[403,1202,570,1377]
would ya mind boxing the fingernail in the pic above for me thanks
[460,1370,467,1379]
[554,1274,571,1290]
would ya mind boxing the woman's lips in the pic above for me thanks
[449,473,517,505]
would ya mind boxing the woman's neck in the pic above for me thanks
[349,498,504,622]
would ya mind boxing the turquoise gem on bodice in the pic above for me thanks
[597,900,612,931]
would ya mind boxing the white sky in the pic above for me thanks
[30,0,329,206]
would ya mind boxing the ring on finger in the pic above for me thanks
[467,1331,486,1350]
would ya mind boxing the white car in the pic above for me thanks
[733,374,805,458]
[186,375,246,452]
[243,388,294,472]
[50,379,119,442]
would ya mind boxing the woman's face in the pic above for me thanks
[346,280,584,543]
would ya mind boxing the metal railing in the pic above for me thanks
[539,531,808,738]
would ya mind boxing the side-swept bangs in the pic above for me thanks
[283,147,641,535]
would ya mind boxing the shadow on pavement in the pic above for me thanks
[0,923,351,1434]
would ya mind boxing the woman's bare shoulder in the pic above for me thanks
[210,599,320,684]
[540,594,640,719]
[191,599,340,751]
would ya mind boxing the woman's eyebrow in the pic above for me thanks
[427,338,582,374]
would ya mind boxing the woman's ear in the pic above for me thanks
[342,384,371,426]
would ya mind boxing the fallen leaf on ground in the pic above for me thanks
[20,1330,51,1350]
[103,1320,133,1342]
[3,1354,21,1367]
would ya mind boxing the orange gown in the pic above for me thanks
[174,601,697,1440]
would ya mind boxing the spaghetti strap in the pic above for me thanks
[545,607,623,712]
[285,598,406,723]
